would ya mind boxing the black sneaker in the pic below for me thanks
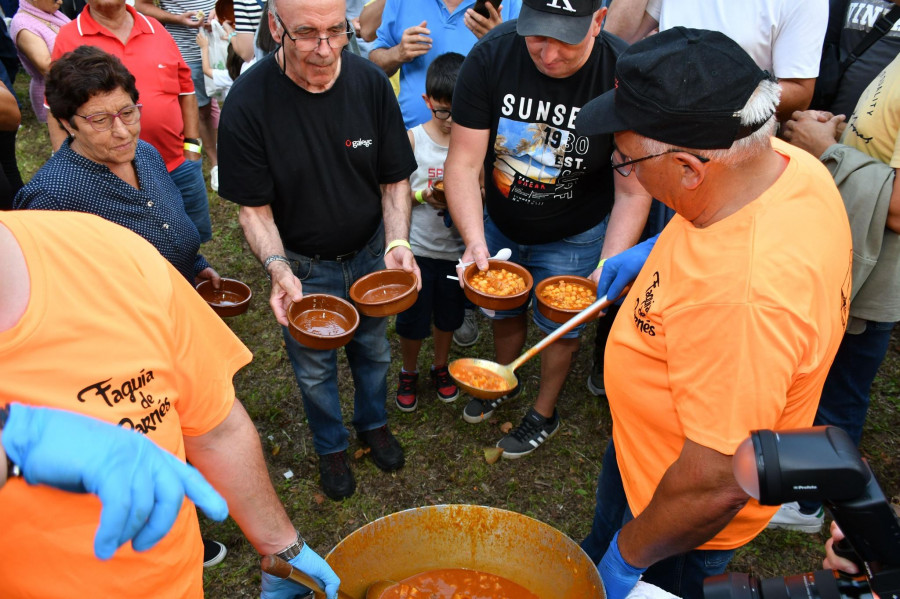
[462,382,522,424]
[497,408,560,459]
[396,370,418,412]
[358,425,405,471]
[431,365,459,402]
[202,539,227,568]
[318,450,356,500]
[587,361,605,396]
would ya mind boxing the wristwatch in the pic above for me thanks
[275,529,305,561]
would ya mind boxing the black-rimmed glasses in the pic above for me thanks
[75,104,142,132]
[431,108,452,121]
[611,146,710,177]
[275,14,353,51]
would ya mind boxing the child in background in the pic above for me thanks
[395,52,466,412]
[196,24,246,99]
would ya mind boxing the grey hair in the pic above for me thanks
[638,79,781,167]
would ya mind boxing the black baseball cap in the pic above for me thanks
[575,27,774,149]
[516,0,601,45]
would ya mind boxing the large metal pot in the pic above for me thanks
[325,504,605,599]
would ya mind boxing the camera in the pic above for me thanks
[703,426,900,599]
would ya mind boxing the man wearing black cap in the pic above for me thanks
[444,0,651,458]
[573,27,852,598]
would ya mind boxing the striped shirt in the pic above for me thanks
[158,0,216,63]
[233,0,263,34]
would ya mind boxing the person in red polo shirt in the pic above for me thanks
[49,0,213,243]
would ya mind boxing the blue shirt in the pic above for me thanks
[14,139,208,282]
[372,0,521,128]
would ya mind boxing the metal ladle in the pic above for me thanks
[260,555,433,599]
[449,289,626,400]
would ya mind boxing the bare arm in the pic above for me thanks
[368,22,431,77]
[358,0,385,42]
[603,0,657,44]
[178,93,201,159]
[196,32,213,78]
[618,439,750,567]
[231,32,255,62]
[237,204,302,326]
[445,123,490,272]
[776,78,816,122]
[134,0,204,27]
[14,30,52,76]
[0,84,20,131]
[588,171,652,284]
[887,170,900,234]
[183,400,296,555]
[382,178,421,287]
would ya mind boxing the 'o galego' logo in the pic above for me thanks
[346,138,373,148]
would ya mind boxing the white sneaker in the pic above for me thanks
[210,165,219,192]
[767,501,824,533]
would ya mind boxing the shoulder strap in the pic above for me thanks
[840,5,900,71]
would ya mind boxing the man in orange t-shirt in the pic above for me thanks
[574,28,852,599]
[0,211,339,598]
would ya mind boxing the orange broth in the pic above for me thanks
[378,567,540,599]
[449,363,508,392]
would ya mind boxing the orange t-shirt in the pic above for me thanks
[0,211,252,597]
[606,139,852,550]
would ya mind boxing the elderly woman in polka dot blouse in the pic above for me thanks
[14,46,219,287]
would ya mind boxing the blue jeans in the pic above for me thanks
[188,60,212,108]
[281,226,391,455]
[483,215,606,337]
[169,158,212,243]
[582,441,736,599]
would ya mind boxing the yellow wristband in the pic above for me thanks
[183,142,202,154]
[597,258,607,269]
[414,189,426,204]
[385,239,411,255]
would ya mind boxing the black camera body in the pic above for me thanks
[704,426,900,599]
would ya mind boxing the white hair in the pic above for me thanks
[638,79,781,167]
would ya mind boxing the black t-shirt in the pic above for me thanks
[452,21,626,245]
[832,0,900,117]
[218,52,417,256]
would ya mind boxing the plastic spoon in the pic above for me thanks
[449,288,628,400]
[447,248,513,281]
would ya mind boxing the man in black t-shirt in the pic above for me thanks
[217,0,419,505]
[444,0,651,458]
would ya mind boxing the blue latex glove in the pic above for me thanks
[2,403,228,560]
[260,544,341,599]
[598,234,659,302]
[598,530,646,599]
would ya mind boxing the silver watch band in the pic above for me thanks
[275,529,305,561]
[263,254,291,280]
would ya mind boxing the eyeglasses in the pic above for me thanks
[610,146,710,177]
[75,104,142,132]
[431,108,452,121]
[275,14,353,51]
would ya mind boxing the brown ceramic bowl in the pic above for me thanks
[196,278,252,317]
[431,179,445,204]
[534,275,598,324]
[462,260,533,311]
[349,269,418,317]
[287,294,359,350]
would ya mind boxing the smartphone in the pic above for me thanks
[473,0,498,18]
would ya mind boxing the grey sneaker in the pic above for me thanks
[453,308,480,347]
[462,382,522,424]
[766,501,824,533]
[497,408,560,459]
[587,361,605,396]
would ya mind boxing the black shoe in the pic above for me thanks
[462,381,522,424]
[497,408,560,459]
[202,538,227,568]
[318,450,356,500]
[358,425,405,471]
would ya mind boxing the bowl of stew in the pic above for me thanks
[349,269,418,317]
[534,275,598,324]
[287,294,360,350]
[462,260,532,311]
[196,278,252,317]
